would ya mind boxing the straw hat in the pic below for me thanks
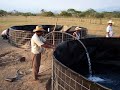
[33,25,45,32]
[107,20,114,24]
[75,27,82,31]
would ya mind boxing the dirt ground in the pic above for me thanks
[0,36,53,90]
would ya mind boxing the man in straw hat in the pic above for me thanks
[31,25,54,80]
[73,26,82,39]
[106,20,114,37]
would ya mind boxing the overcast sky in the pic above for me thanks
[0,0,120,13]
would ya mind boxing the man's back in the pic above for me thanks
[1,30,7,35]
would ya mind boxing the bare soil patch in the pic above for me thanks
[0,36,52,90]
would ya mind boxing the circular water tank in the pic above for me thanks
[9,25,63,48]
[53,37,120,90]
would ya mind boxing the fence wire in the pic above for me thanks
[44,31,111,90]
[9,28,33,48]
[8,25,87,48]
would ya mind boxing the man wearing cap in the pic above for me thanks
[73,27,82,39]
[31,25,54,80]
[106,20,114,37]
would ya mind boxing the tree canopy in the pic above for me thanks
[0,8,120,18]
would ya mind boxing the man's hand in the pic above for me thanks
[49,44,55,49]
[42,43,55,49]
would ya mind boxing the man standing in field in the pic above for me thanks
[31,25,54,80]
[106,20,114,37]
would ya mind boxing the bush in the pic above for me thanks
[40,11,54,16]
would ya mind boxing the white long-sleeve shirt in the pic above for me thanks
[31,33,46,54]
[106,25,113,37]
[1,30,8,35]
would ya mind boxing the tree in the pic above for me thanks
[102,12,113,19]
[59,11,72,17]
[79,12,86,17]
[40,11,54,16]
[67,9,76,14]
[112,11,120,18]
[67,9,82,17]
[22,12,36,16]
[95,13,104,18]
[84,8,97,18]
[0,10,7,16]
[41,9,45,13]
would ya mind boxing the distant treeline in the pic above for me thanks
[0,8,120,18]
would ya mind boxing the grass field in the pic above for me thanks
[0,16,120,37]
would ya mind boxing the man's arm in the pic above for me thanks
[33,36,55,49]
[41,41,55,49]
[73,32,76,37]
[41,43,55,49]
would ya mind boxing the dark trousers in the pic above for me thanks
[1,35,8,39]
[32,53,41,79]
